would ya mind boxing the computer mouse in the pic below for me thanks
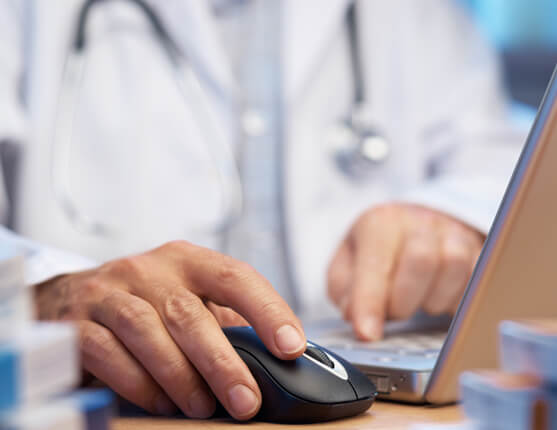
[222,326,377,423]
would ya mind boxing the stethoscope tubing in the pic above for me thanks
[51,0,244,237]
[51,0,387,239]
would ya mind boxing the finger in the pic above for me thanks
[389,218,441,319]
[106,247,306,361]
[327,239,353,313]
[422,231,473,315]
[76,320,177,416]
[149,289,262,420]
[90,290,216,418]
[207,302,249,327]
[451,241,484,314]
[161,242,306,360]
[345,208,404,341]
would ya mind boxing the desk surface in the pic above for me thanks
[114,401,462,430]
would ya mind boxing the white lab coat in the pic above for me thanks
[0,0,525,318]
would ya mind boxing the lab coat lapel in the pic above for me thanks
[282,0,351,103]
[161,0,352,105]
[154,0,237,99]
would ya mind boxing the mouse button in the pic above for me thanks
[348,370,377,400]
[236,349,358,423]
[325,348,377,400]
[235,349,306,423]
[222,326,261,350]
[264,353,356,404]
[304,346,334,368]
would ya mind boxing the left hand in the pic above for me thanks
[327,203,485,341]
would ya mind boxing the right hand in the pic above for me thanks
[34,241,306,420]
[327,203,483,341]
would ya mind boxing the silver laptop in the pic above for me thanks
[309,68,557,404]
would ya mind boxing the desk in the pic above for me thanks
[114,401,462,429]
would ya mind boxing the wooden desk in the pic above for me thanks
[114,401,463,429]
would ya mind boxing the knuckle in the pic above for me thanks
[79,276,109,298]
[117,256,146,278]
[114,297,156,333]
[200,348,237,377]
[162,293,206,332]
[443,247,469,270]
[79,324,117,362]
[372,204,392,217]
[164,240,193,254]
[58,278,107,319]
[215,257,253,287]
[259,298,287,320]
[391,277,410,298]
[79,278,100,297]
[355,204,399,233]
[406,246,436,272]
[370,204,397,220]
[158,358,195,386]
[355,208,376,229]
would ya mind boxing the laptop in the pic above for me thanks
[308,68,557,404]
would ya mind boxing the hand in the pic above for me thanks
[327,203,484,341]
[34,241,306,420]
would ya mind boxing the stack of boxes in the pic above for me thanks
[459,320,557,430]
[0,253,114,430]
[413,319,557,430]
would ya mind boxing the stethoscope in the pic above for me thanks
[51,0,243,237]
[329,3,391,181]
[51,0,390,237]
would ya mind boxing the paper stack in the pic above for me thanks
[0,254,114,430]
[0,255,32,342]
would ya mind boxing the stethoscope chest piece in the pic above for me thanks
[328,107,391,182]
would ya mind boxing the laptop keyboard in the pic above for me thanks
[324,331,447,361]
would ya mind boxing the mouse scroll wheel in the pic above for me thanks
[305,346,335,368]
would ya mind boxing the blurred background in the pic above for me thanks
[462,0,557,107]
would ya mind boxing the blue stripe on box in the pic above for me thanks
[0,348,18,411]
[61,389,115,430]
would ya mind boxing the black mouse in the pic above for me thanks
[222,326,377,423]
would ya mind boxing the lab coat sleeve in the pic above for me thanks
[395,3,528,234]
[0,0,27,221]
[0,2,97,285]
[0,225,97,285]
[0,0,26,142]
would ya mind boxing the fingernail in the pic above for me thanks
[187,389,215,419]
[275,325,305,354]
[359,316,381,341]
[155,395,178,416]
[227,384,259,418]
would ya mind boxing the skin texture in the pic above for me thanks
[34,240,306,421]
[328,203,485,341]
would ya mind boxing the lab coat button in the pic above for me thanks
[242,110,267,137]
